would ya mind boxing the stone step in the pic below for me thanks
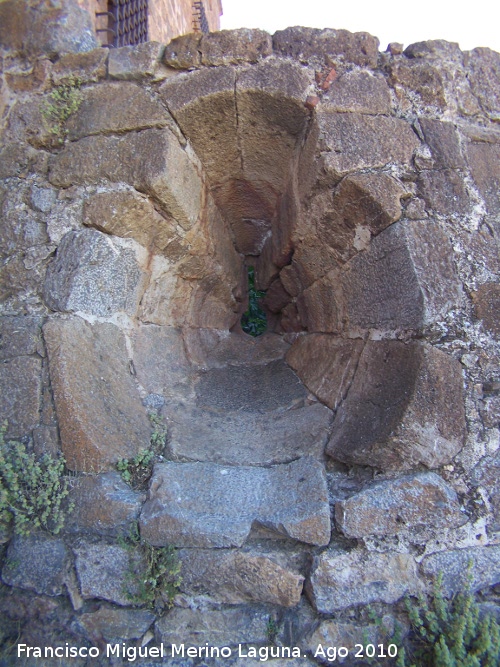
[165,401,332,466]
[139,457,331,548]
[140,332,335,465]
[183,328,290,368]
[194,359,307,413]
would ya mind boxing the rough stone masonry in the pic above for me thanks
[0,0,500,664]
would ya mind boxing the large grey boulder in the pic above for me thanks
[335,472,467,538]
[307,548,422,613]
[44,229,147,318]
[327,341,466,470]
[44,317,151,472]
[0,0,97,57]
[178,549,304,607]
[140,457,331,548]
[421,546,500,596]
[2,532,72,596]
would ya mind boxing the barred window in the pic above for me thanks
[97,0,148,48]
[192,1,209,34]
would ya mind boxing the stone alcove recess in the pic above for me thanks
[1,2,500,657]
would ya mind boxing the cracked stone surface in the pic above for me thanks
[178,549,304,606]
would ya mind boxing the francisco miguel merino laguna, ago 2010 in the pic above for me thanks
[17,641,400,661]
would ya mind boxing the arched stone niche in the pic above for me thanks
[36,46,467,484]
[153,56,467,473]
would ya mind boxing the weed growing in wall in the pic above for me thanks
[41,75,82,144]
[396,569,500,667]
[120,523,182,612]
[0,421,73,536]
[149,411,168,450]
[117,416,179,610]
[266,616,280,644]
[117,412,167,489]
[116,448,155,488]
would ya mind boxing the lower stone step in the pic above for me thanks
[140,457,331,548]
[135,327,334,466]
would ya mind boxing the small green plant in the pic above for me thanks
[117,412,167,489]
[41,75,83,143]
[138,543,182,612]
[266,616,279,644]
[117,448,155,487]
[361,609,404,666]
[0,421,73,536]
[399,567,500,667]
[121,523,181,612]
[241,266,267,337]
[149,411,168,451]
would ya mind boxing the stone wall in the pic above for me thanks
[0,1,500,664]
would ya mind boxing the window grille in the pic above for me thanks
[97,0,148,48]
[192,1,209,34]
